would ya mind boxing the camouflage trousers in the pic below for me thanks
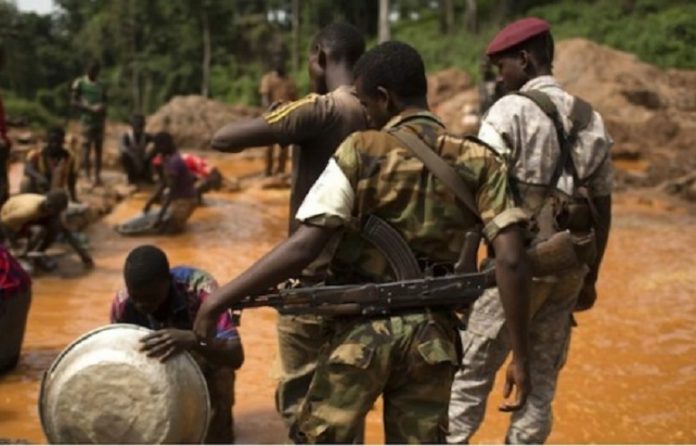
[276,314,329,430]
[292,310,459,444]
[448,265,587,444]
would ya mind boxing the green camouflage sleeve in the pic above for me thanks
[457,140,527,241]
[332,132,362,190]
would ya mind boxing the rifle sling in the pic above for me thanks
[389,127,481,220]
[514,90,593,189]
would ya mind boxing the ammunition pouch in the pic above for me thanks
[483,228,596,280]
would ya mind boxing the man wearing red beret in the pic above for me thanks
[448,17,614,444]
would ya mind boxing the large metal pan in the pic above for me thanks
[39,324,210,444]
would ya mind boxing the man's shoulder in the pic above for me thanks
[263,92,321,124]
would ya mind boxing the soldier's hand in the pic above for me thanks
[574,281,597,312]
[140,329,197,362]
[499,357,530,412]
[193,301,218,342]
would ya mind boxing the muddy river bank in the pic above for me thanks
[1,154,695,443]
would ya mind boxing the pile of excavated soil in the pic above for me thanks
[428,38,696,201]
[146,96,261,150]
[554,38,696,197]
[428,68,481,135]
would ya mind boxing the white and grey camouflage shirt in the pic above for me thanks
[478,75,613,197]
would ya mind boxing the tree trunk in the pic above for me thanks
[291,0,300,73]
[128,0,141,113]
[464,0,478,33]
[201,6,211,98]
[440,0,455,35]
[378,0,390,43]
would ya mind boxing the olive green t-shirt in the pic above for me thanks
[71,75,106,129]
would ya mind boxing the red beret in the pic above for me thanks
[486,17,550,56]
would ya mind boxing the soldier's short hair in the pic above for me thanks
[311,23,365,66]
[353,41,427,99]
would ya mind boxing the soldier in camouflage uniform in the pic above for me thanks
[448,18,613,444]
[195,41,533,444]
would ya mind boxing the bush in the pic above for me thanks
[4,95,62,129]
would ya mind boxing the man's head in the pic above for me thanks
[308,23,365,94]
[42,190,69,215]
[86,60,101,80]
[123,245,172,315]
[486,17,554,92]
[352,41,428,129]
[46,127,65,154]
[130,114,145,134]
[271,53,287,78]
[153,132,176,156]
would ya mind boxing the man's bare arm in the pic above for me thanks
[575,194,612,311]
[193,224,336,337]
[210,118,279,152]
[490,224,532,411]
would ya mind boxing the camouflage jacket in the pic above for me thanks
[296,110,526,284]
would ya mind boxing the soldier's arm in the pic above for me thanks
[193,224,337,339]
[589,194,611,284]
[575,194,611,312]
[490,225,531,411]
[466,140,531,411]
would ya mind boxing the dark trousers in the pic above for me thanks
[120,151,153,184]
[0,288,32,373]
[81,126,104,182]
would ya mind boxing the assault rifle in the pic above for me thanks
[230,215,490,317]
[229,215,592,317]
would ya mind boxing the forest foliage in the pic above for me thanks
[0,0,693,127]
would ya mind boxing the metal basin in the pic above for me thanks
[39,324,210,444]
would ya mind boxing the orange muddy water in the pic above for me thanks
[1,154,695,443]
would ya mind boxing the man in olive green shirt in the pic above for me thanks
[71,61,107,186]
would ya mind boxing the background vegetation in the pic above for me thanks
[0,0,693,127]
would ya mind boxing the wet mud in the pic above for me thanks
[0,155,694,443]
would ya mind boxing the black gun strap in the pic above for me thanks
[389,127,481,219]
[515,90,593,188]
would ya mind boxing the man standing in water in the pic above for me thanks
[259,55,298,178]
[111,245,243,443]
[194,41,531,443]
[71,61,107,186]
[448,18,613,444]
[210,23,367,432]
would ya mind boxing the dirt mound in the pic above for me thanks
[554,38,696,196]
[427,68,480,135]
[147,96,261,150]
